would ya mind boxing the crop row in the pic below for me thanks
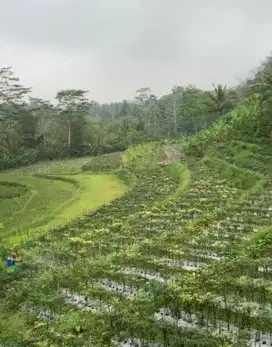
[4,156,271,347]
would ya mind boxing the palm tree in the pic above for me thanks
[206,84,236,117]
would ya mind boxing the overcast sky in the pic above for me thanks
[0,0,271,103]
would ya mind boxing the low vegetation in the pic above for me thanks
[0,54,271,347]
[0,135,271,347]
[10,156,92,175]
[82,153,123,172]
[0,159,127,246]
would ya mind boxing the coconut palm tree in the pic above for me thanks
[206,84,236,117]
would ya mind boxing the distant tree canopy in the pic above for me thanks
[0,53,271,169]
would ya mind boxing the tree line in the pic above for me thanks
[0,54,271,170]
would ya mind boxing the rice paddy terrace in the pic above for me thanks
[0,156,126,245]
[0,141,271,347]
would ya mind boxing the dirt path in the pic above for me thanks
[159,144,181,165]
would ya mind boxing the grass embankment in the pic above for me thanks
[9,156,92,175]
[0,157,127,245]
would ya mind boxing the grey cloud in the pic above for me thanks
[0,0,144,51]
[0,0,271,102]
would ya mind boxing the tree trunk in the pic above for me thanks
[153,114,157,138]
[68,120,71,158]
[68,120,71,148]
[173,101,177,137]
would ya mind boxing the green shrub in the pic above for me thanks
[122,142,161,169]
[244,227,272,259]
[115,167,135,186]
[0,149,38,171]
[182,94,262,157]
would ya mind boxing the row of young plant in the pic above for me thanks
[155,154,271,344]
[0,160,217,346]
[15,194,270,346]
[0,151,191,346]
[11,185,266,342]
[1,143,271,347]
[92,151,272,345]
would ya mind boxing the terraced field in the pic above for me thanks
[0,142,271,347]
[0,156,127,245]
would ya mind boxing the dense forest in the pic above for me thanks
[1,54,270,170]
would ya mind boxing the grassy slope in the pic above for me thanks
[0,137,271,346]
[0,157,127,245]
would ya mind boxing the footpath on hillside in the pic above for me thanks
[159,144,181,165]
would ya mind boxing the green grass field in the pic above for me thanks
[0,158,127,245]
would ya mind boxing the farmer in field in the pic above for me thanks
[6,253,21,271]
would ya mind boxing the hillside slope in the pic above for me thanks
[0,99,271,347]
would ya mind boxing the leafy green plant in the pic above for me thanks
[0,149,38,170]
[182,94,262,157]
[122,142,161,169]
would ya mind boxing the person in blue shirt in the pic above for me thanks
[6,253,21,271]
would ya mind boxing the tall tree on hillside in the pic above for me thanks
[18,108,38,149]
[246,54,272,94]
[251,67,272,137]
[135,87,156,134]
[149,94,166,138]
[116,99,130,118]
[28,97,57,147]
[176,86,212,133]
[0,67,31,120]
[205,84,236,117]
[0,67,31,152]
[55,89,89,153]
[252,57,272,104]
[135,87,152,104]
